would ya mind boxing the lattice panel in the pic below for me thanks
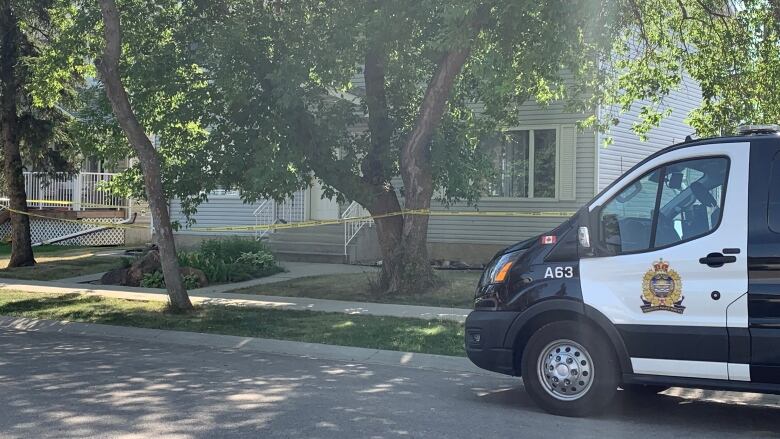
[0,217,126,246]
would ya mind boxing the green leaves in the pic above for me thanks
[597,0,780,139]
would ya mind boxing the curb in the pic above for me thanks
[0,315,502,377]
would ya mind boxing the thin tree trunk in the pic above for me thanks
[0,0,35,268]
[96,0,191,311]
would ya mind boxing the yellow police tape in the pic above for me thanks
[0,200,576,232]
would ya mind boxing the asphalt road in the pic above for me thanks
[0,329,778,438]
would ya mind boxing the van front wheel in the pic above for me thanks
[521,321,619,417]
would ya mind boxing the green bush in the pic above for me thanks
[236,251,276,268]
[182,274,200,289]
[139,270,203,289]
[199,238,272,263]
[140,271,165,288]
[176,239,281,284]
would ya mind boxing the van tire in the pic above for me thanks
[521,320,619,417]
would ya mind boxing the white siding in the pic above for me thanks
[598,75,702,190]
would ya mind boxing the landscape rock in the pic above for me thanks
[100,268,129,286]
[180,266,208,287]
[126,250,162,287]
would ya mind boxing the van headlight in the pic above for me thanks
[481,251,521,287]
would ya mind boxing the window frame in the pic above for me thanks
[485,125,561,201]
[596,155,731,256]
[768,151,780,234]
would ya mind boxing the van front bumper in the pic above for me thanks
[465,310,520,376]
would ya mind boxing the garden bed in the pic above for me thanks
[100,238,284,288]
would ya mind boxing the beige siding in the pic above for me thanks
[170,195,259,236]
[427,100,596,245]
[598,75,702,190]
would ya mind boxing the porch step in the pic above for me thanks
[265,221,346,263]
[272,250,347,264]
[272,223,344,234]
[267,240,344,255]
[269,232,343,245]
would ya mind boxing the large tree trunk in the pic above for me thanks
[0,0,35,268]
[96,0,192,311]
[382,48,474,294]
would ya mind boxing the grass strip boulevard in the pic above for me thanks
[233,270,482,309]
[0,290,466,357]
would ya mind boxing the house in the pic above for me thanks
[0,157,151,247]
[169,75,702,265]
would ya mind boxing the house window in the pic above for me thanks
[486,128,558,199]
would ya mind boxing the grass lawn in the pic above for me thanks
[0,245,127,281]
[232,270,481,309]
[0,290,465,356]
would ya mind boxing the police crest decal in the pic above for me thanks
[641,259,685,314]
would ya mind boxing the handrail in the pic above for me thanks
[252,190,306,240]
[252,199,275,240]
[342,201,373,256]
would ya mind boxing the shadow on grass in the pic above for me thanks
[0,291,465,356]
[0,255,125,280]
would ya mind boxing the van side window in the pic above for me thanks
[598,157,728,255]
[600,169,661,253]
[654,158,728,247]
[770,151,780,233]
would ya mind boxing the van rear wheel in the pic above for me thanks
[521,321,619,417]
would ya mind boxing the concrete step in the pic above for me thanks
[274,223,344,234]
[269,231,344,245]
[267,241,344,255]
[272,251,347,264]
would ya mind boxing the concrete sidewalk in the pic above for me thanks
[0,315,487,375]
[58,261,378,290]
[0,271,471,323]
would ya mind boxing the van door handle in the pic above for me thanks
[699,252,737,268]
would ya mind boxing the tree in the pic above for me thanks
[594,0,780,139]
[41,0,209,311]
[94,0,191,311]
[195,1,619,295]
[0,0,81,267]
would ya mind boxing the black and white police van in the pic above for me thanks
[466,125,780,417]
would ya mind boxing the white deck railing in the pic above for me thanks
[342,201,373,255]
[0,172,128,211]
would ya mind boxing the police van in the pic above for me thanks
[465,125,780,417]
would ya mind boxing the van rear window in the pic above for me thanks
[770,151,780,233]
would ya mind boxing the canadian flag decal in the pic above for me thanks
[540,235,557,245]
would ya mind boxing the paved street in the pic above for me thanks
[0,329,778,438]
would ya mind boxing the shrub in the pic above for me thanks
[182,274,200,289]
[176,239,281,284]
[139,270,204,289]
[235,251,276,268]
[199,238,272,263]
[140,271,165,288]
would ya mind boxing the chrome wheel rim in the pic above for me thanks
[537,339,594,401]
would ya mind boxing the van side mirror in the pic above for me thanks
[578,226,591,249]
[668,172,683,190]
